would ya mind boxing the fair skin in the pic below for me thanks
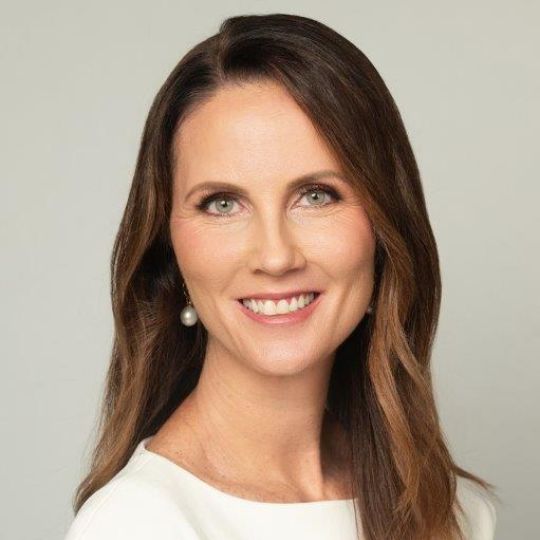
[147,79,376,503]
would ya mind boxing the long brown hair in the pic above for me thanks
[73,13,498,539]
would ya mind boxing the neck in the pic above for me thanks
[165,339,351,498]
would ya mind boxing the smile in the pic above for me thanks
[241,292,318,315]
[236,292,322,325]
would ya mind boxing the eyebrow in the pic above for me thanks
[184,170,347,201]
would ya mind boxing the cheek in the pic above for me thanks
[309,209,376,275]
[170,219,241,285]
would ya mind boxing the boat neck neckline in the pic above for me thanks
[137,436,357,509]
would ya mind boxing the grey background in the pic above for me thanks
[1,1,538,538]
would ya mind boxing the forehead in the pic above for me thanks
[172,81,342,188]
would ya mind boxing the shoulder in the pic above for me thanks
[64,454,201,540]
[455,476,498,540]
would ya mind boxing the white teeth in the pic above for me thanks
[242,292,316,316]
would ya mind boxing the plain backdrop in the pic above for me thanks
[1,1,538,538]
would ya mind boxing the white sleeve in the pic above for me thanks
[63,477,202,540]
[477,495,497,540]
[456,478,498,540]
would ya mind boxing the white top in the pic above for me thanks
[64,436,497,540]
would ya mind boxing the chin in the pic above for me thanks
[243,347,327,377]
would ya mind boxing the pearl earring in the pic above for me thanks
[366,304,373,314]
[180,281,198,327]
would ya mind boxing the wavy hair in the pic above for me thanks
[73,13,497,540]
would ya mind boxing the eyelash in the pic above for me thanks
[195,183,342,218]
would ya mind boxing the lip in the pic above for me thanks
[236,292,323,325]
[237,289,321,301]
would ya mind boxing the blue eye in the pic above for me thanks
[195,184,341,218]
[298,186,336,207]
[201,195,238,217]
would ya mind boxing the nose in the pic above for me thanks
[246,210,305,275]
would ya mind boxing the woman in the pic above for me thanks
[65,13,498,540]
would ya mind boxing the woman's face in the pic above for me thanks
[170,80,376,376]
